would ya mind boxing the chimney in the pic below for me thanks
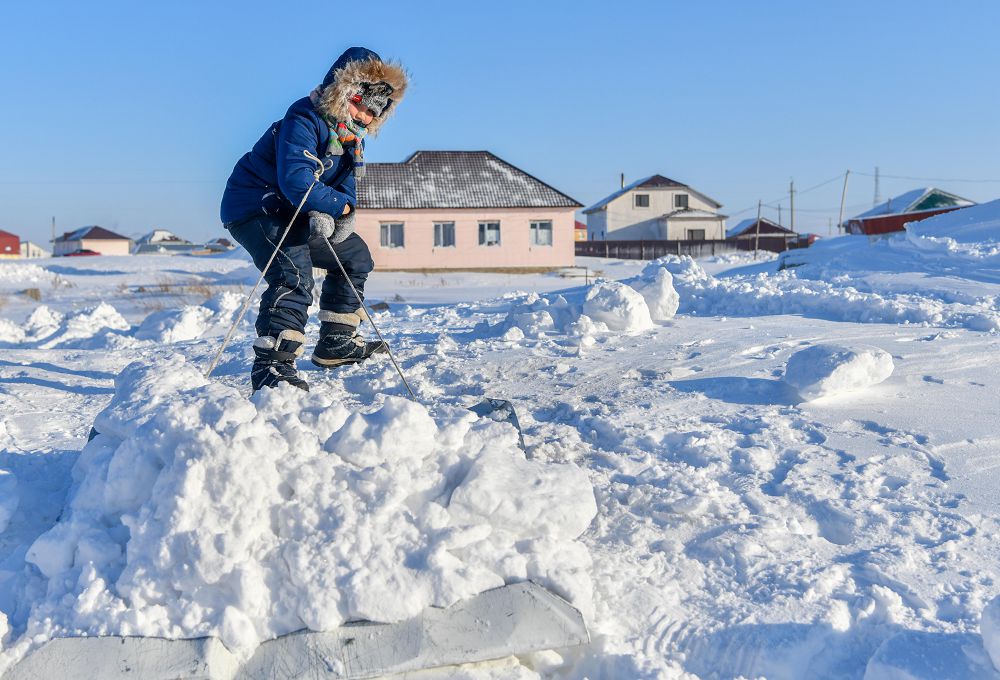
[620,173,625,189]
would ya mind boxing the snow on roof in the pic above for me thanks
[138,229,190,245]
[358,151,581,210]
[664,208,726,219]
[58,225,131,242]
[853,187,975,220]
[726,217,784,238]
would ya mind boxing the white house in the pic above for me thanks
[584,175,726,241]
[53,226,132,256]
[19,241,50,259]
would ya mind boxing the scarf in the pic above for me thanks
[309,89,367,178]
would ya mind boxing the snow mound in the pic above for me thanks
[0,470,18,534]
[135,291,244,343]
[0,319,25,345]
[0,263,48,286]
[906,199,1000,247]
[631,267,680,321]
[863,630,1000,680]
[582,281,654,333]
[981,595,1000,672]
[37,302,130,349]
[24,305,64,340]
[12,357,596,661]
[784,344,894,402]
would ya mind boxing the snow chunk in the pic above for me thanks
[632,267,680,321]
[37,302,130,349]
[14,357,595,659]
[582,281,654,333]
[0,319,25,345]
[864,630,1000,680]
[0,469,18,534]
[981,595,1000,672]
[24,305,64,340]
[784,344,894,402]
[136,292,244,343]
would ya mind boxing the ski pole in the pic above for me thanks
[204,150,330,379]
[318,236,419,403]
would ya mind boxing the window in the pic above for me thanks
[686,229,706,241]
[675,194,689,209]
[634,193,650,208]
[380,222,404,248]
[529,221,553,246]
[478,221,501,246]
[434,222,456,247]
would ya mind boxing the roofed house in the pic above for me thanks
[726,217,804,252]
[20,241,50,259]
[0,229,20,258]
[53,226,132,256]
[134,229,196,255]
[845,187,975,235]
[583,175,727,241]
[355,151,581,269]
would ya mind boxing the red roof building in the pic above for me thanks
[0,229,20,258]
[844,188,975,235]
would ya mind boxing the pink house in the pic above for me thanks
[355,151,581,270]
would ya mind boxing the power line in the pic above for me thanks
[852,171,1000,183]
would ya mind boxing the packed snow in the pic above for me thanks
[1,201,1000,679]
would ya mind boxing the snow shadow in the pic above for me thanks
[669,376,801,406]
[43,265,130,277]
[0,376,114,396]
[0,359,115,382]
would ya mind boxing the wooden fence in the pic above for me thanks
[576,237,807,260]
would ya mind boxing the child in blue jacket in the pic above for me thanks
[221,47,408,392]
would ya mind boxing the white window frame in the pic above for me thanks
[634,193,650,208]
[529,220,553,247]
[433,221,456,248]
[478,221,501,247]
[380,222,405,248]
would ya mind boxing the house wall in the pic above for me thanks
[20,242,49,259]
[55,239,132,256]
[354,207,576,269]
[0,233,19,258]
[846,207,965,236]
[664,217,726,240]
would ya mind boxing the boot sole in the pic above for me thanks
[311,355,364,368]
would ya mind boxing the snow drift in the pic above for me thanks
[5,357,596,667]
[784,344,895,402]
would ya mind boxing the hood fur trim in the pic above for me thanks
[316,57,409,137]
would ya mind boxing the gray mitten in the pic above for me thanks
[330,211,356,244]
[309,211,336,239]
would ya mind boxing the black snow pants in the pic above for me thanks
[226,214,374,337]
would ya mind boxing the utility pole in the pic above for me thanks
[620,173,625,189]
[754,200,763,259]
[837,170,851,235]
[51,216,56,249]
[789,179,795,232]
[778,204,782,226]
[873,166,880,207]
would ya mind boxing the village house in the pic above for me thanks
[133,229,197,255]
[354,151,581,270]
[844,187,975,235]
[583,175,727,241]
[19,241,50,259]
[726,217,805,253]
[0,229,20,258]
[53,226,132,256]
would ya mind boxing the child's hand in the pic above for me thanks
[309,211,336,239]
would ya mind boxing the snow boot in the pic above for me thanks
[311,309,387,368]
[251,330,310,392]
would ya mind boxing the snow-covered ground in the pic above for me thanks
[1,203,1000,678]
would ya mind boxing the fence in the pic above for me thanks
[576,237,808,260]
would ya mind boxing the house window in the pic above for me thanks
[529,220,553,246]
[434,222,455,247]
[686,229,706,241]
[675,194,689,209]
[380,222,405,248]
[634,193,650,208]
[478,221,501,246]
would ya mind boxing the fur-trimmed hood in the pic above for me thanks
[315,47,408,137]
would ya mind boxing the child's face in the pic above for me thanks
[348,101,375,126]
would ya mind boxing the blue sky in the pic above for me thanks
[2,0,999,244]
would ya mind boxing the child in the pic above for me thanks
[220,47,408,392]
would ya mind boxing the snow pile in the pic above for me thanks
[582,281,654,333]
[8,357,596,664]
[36,302,131,349]
[0,470,17,534]
[135,291,244,343]
[23,305,64,340]
[630,267,680,321]
[493,292,580,339]
[783,344,894,401]
[0,319,25,345]
[906,198,1000,249]
[0,263,49,287]
[981,595,1000,673]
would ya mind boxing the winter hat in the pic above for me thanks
[315,46,409,137]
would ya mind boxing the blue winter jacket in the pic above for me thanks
[220,48,378,225]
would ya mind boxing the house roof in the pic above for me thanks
[664,208,728,220]
[583,174,722,213]
[137,229,190,245]
[852,187,975,220]
[726,217,794,238]
[357,151,581,210]
[0,229,18,240]
[57,225,131,242]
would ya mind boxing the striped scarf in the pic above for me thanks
[309,89,367,178]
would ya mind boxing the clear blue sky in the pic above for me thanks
[3,0,999,245]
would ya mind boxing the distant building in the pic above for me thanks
[355,151,581,269]
[574,220,588,242]
[583,175,727,241]
[53,226,132,256]
[845,188,975,235]
[0,230,20,258]
[204,237,235,252]
[20,241,50,259]
[726,217,804,253]
[134,229,197,255]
